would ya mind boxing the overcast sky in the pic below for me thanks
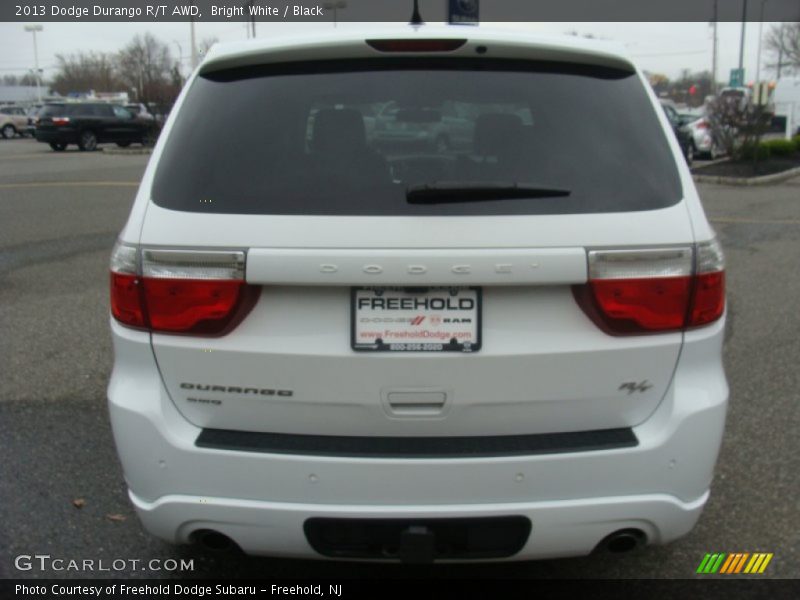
[0,21,790,84]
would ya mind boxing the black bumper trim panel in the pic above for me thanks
[195,427,638,458]
[304,516,532,561]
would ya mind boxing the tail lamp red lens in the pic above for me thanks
[110,272,146,328]
[109,244,257,336]
[52,117,70,126]
[689,271,725,327]
[588,276,693,333]
[574,241,725,335]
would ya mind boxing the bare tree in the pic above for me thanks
[707,94,771,169]
[50,51,121,96]
[48,33,183,112]
[667,70,715,107]
[646,72,670,97]
[764,22,800,76]
[199,36,219,55]
[20,73,39,86]
[2,74,39,86]
[116,33,180,110]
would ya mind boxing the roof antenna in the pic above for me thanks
[409,0,424,25]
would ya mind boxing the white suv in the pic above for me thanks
[108,26,728,562]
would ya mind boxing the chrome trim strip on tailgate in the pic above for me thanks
[246,248,587,285]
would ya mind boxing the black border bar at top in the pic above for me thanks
[4,0,799,23]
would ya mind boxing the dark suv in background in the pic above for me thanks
[659,101,695,165]
[35,102,157,151]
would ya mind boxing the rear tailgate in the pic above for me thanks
[138,46,693,438]
[144,207,692,437]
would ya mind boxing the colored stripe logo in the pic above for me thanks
[697,553,773,574]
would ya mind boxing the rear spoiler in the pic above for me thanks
[200,34,636,76]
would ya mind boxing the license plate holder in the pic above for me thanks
[351,287,481,353]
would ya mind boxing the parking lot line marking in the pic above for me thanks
[1,153,67,160]
[0,181,139,189]
[710,217,800,225]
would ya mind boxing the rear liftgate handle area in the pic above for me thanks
[386,391,447,416]
[400,525,436,564]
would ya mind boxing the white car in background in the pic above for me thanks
[0,105,28,139]
[124,103,156,121]
[108,26,728,562]
[683,115,724,159]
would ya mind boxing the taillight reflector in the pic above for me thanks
[689,271,725,326]
[688,239,726,327]
[52,117,70,126]
[109,242,257,336]
[575,241,725,335]
[110,272,146,328]
[366,39,466,53]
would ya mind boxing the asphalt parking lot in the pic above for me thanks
[0,137,798,580]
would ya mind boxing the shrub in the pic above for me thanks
[793,135,800,152]
[761,139,797,157]
[739,142,771,161]
[706,96,772,161]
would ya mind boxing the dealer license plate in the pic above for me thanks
[351,287,481,352]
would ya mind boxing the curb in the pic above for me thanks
[102,147,152,156]
[692,165,800,186]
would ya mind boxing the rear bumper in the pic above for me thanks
[693,133,714,152]
[130,489,708,560]
[35,129,77,144]
[108,317,728,560]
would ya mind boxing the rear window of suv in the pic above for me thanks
[40,104,112,117]
[40,104,67,117]
[152,59,682,216]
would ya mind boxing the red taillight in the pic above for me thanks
[688,271,725,327]
[110,272,146,328]
[575,241,725,335]
[366,39,466,52]
[109,243,257,336]
[589,276,692,333]
[52,117,70,126]
[142,278,248,334]
[696,120,710,130]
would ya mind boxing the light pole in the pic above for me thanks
[190,2,198,69]
[738,0,748,75]
[247,1,256,38]
[323,1,346,27]
[24,25,43,103]
[711,0,718,94]
[756,0,768,82]
[172,40,184,80]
